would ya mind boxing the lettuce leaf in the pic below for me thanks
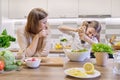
[0,50,15,66]
[92,43,113,54]
[0,29,16,48]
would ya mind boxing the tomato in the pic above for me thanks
[0,61,4,70]
[32,58,36,61]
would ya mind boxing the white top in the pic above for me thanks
[16,27,51,57]
[60,30,98,59]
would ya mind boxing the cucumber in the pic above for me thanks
[4,64,18,71]
[16,61,22,66]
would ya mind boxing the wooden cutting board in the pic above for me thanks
[39,57,64,67]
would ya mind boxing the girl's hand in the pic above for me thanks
[38,30,48,38]
[78,26,86,33]
[77,26,86,40]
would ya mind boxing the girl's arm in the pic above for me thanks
[58,26,77,37]
[80,34,97,45]
[58,26,77,32]
[78,26,98,45]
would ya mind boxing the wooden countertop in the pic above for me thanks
[9,48,64,54]
[49,49,64,53]
[0,58,120,80]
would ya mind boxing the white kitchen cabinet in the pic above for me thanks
[0,0,1,25]
[48,0,78,18]
[111,0,120,17]
[78,0,111,15]
[8,0,47,19]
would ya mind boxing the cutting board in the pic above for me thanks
[39,57,64,66]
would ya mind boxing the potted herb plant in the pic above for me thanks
[92,43,113,66]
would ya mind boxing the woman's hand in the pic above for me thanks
[38,30,48,38]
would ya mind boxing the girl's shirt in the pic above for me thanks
[59,29,98,59]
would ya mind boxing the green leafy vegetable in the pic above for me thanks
[1,29,7,35]
[0,50,21,71]
[0,29,16,48]
[60,38,67,42]
[71,49,88,52]
[0,50,15,66]
[92,43,113,54]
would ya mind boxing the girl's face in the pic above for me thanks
[85,27,97,39]
[38,17,48,31]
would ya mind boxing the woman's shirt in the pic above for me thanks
[16,27,51,57]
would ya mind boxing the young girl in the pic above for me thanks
[78,20,101,44]
[16,8,51,57]
[58,20,101,45]
[58,20,101,58]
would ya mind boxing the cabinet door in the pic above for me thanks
[48,0,78,18]
[0,0,1,25]
[112,0,120,17]
[8,0,47,19]
[78,0,111,15]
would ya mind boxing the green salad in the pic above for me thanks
[71,49,88,52]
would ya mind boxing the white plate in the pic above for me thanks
[64,68,101,78]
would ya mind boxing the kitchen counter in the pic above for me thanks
[0,58,119,80]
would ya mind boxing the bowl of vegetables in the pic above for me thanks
[64,48,90,61]
[25,58,41,68]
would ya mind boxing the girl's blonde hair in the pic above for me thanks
[24,8,49,53]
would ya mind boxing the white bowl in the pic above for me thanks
[25,58,41,68]
[64,49,90,61]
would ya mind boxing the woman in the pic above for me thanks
[17,8,51,57]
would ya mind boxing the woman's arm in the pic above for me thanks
[40,38,51,57]
[17,27,40,57]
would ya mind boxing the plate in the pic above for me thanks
[64,68,101,78]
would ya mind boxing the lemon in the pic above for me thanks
[67,69,87,77]
[55,43,62,49]
[83,62,94,74]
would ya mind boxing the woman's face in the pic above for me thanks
[85,27,97,39]
[38,17,48,31]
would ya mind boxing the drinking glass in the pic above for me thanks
[113,51,120,74]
